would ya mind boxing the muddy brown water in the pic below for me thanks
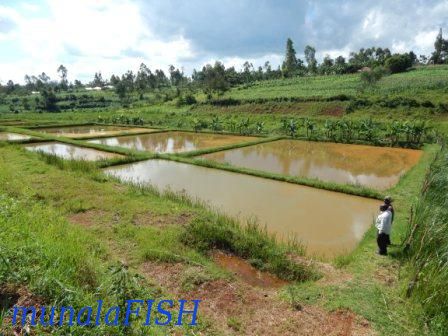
[0,132,32,141]
[104,159,379,257]
[200,139,422,190]
[25,142,123,161]
[34,125,154,138]
[88,131,258,153]
[212,251,288,288]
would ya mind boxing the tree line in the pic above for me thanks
[1,28,447,107]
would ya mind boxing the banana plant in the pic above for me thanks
[211,116,222,131]
[386,121,404,146]
[337,119,355,142]
[255,121,265,134]
[410,120,430,145]
[287,119,298,138]
[227,119,237,133]
[303,118,316,139]
[359,118,377,142]
[323,119,337,140]
[237,118,251,135]
[192,118,203,132]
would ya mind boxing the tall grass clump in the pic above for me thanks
[36,152,97,173]
[181,213,319,282]
[404,146,448,334]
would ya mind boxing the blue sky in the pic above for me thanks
[0,0,447,83]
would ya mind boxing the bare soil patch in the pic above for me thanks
[140,261,373,335]
[374,262,399,286]
[322,105,345,117]
[289,254,353,286]
[132,211,193,227]
[67,209,108,227]
[0,285,44,336]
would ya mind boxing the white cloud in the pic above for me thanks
[0,0,195,83]
[1,0,447,84]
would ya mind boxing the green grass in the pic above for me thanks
[401,145,448,335]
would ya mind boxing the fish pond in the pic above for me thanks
[88,131,258,153]
[25,142,123,161]
[0,132,32,141]
[200,140,422,190]
[104,159,379,257]
[33,125,154,138]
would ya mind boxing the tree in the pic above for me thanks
[281,38,299,77]
[168,65,185,87]
[242,61,254,83]
[201,61,229,97]
[40,89,58,112]
[115,79,130,104]
[74,80,83,89]
[135,63,150,94]
[92,72,104,87]
[319,55,334,75]
[385,54,413,73]
[6,80,15,94]
[360,66,385,86]
[109,75,120,86]
[39,72,50,84]
[304,45,317,74]
[57,64,68,90]
[430,28,448,64]
[334,55,347,74]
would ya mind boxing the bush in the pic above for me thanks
[385,54,413,74]
[360,66,386,86]
[181,215,318,282]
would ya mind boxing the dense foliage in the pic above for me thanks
[405,146,448,335]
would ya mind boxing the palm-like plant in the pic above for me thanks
[227,119,237,133]
[192,118,203,132]
[359,118,377,142]
[337,119,355,142]
[386,121,404,146]
[237,118,251,135]
[286,119,298,137]
[211,116,222,131]
[323,119,337,140]
[410,120,430,145]
[255,121,265,134]
[303,118,316,138]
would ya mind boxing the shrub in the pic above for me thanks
[385,54,413,74]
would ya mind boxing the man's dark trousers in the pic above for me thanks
[377,232,388,255]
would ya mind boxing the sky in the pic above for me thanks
[0,0,447,84]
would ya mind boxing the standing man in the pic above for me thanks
[384,196,394,246]
[376,204,392,255]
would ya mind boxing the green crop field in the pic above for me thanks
[226,65,448,103]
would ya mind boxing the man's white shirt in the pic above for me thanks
[376,210,392,235]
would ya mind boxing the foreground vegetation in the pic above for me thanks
[404,145,448,334]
